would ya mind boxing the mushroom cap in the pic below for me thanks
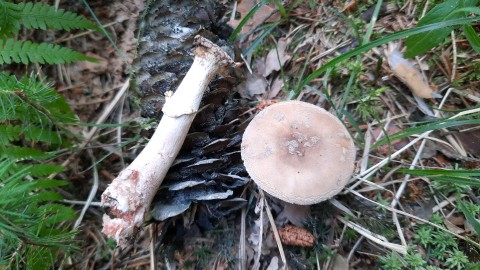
[241,101,356,205]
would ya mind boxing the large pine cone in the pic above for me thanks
[133,0,232,119]
[132,0,249,221]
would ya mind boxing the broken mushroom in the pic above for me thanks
[241,101,356,205]
[101,36,234,247]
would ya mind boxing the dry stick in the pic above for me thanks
[73,149,99,230]
[239,198,247,270]
[149,225,157,270]
[337,216,407,254]
[261,190,287,267]
[50,80,130,180]
[347,236,365,263]
[252,201,264,270]
[389,90,452,248]
[101,36,234,247]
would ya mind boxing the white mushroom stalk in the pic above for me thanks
[101,36,234,247]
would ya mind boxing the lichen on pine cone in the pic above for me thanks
[132,0,249,221]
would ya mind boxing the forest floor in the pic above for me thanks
[42,0,480,269]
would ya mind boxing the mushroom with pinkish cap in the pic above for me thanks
[241,101,356,205]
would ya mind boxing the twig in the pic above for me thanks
[73,149,99,230]
[360,125,373,173]
[262,190,287,267]
[347,236,365,263]
[239,199,247,270]
[388,88,453,247]
[450,31,458,83]
[149,224,157,270]
[338,216,407,254]
[116,93,126,168]
[252,197,264,270]
[63,200,104,207]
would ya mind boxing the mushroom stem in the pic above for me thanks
[101,36,234,247]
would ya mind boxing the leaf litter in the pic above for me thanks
[49,0,480,269]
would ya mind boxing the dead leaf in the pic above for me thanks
[444,218,465,234]
[254,56,266,76]
[75,52,108,73]
[235,73,268,98]
[228,0,278,35]
[266,256,279,270]
[448,215,466,226]
[455,125,480,157]
[332,254,349,270]
[386,43,441,99]
[268,76,284,99]
[263,38,291,77]
[248,199,271,256]
[342,0,357,13]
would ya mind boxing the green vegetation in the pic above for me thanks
[405,0,480,57]
[380,214,476,270]
[0,0,97,268]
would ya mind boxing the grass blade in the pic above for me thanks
[464,24,480,54]
[399,168,480,187]
[228,0,269,42]
[290,17,480,98]
[458,201,480,235]
[243,22,279,55]
[372,118,480,149]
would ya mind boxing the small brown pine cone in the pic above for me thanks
[278,224,315,248]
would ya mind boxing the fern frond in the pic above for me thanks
[18,2,99,32]
[0,158,77,269]
[0,72,78,125]
[0,38,97,64]
[31,178,68,189]
[1,145,56,161]
[17,164,64,177]
[38,203,76,225]
[0,124,20,144]
[0,0,21,38]
[0,0,98,38]
[0,124,62,145]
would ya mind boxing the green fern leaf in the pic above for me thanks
[0,38,97,64]
[0,124,62,145]
[38,203,76,226]
[30,178,68,189]
[15,164,64,177]
[18,2,98,31]
[0,0,21,38]
[0,72,78,125]
[0,124,21,144]
[1,145,56,161]
[31,190,64,202]
[24,125,63,144]
[0,158,77,268]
